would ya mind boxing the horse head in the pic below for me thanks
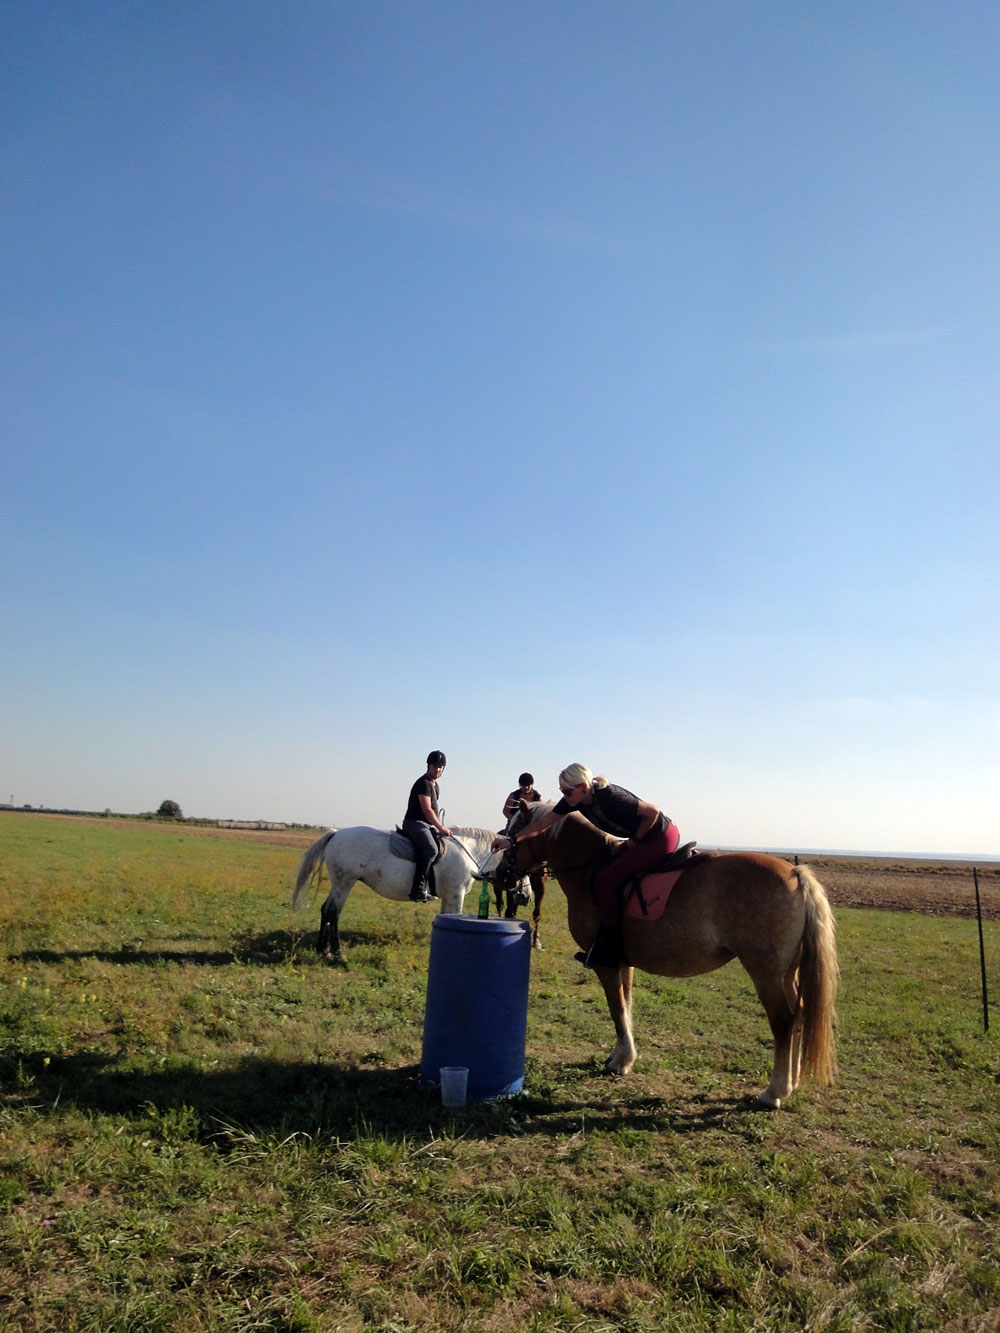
[495,800,552,891]
[510,809,621,885]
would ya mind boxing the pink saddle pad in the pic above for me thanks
[624,869,684,922]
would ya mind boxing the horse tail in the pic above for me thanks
[292,831,337,909]
[794,864,840,1087]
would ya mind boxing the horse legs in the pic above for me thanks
[317,891,341,960]
[749,967,799,1109]
[530,872,544,949]
[317,880,350,964]
[596,966,637,1076]
[783,959,805,1094]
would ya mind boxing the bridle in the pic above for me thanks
[498,808,608,888]
[494,807,549,890]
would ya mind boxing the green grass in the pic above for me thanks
[1,812,998,1331]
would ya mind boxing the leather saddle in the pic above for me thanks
[389,827,447,866]
[587,840,712,902]
[650,841,706,873]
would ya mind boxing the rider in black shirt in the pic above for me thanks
[402,750,451,903]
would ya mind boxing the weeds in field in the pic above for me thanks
[1,813,998,1331]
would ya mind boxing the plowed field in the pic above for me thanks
[783,853,1000,920]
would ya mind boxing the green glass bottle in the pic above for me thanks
[477,878,491,919]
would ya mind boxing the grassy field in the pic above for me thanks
[1,812,998,1332]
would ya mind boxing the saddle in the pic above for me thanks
[588,842,714,924]
[390,826,447,898]
[389,827,447,866]
[625,843,717,921]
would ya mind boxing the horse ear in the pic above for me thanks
[519,797,530,812]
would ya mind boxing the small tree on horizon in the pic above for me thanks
[157,800,183,819]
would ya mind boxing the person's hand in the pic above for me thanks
[440,825,452,837]
[491,834,509,851]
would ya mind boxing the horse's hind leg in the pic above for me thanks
[317,888,346,964]
[783,961,805,1093]
[750,967,797,1109]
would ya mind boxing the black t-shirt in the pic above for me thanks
[405,776,439,823]
[553,782,669,841]
[504,786,541,817]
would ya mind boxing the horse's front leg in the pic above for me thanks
[595,966,637,1076]
[530,873,545,950]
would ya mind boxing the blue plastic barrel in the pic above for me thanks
[420,915,532,1100]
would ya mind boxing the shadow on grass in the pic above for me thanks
[9,1048,755,1144]
[8,927,426,970]
[12,947,240,967]
[10,929,311,969]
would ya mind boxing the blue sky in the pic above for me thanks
[2,2,998,854]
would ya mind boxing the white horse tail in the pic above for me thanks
[292,830,337,909]
[794,864,840,1087]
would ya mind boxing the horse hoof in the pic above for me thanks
[755,1091,781,1110]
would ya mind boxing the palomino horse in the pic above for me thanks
[497,806,839,1108]
[292,826,500,961]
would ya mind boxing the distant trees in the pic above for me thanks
[157,800,183,819]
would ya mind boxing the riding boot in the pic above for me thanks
[575,924,625,970]
[408,866,430,903]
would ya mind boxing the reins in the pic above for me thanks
[446,832,499,882]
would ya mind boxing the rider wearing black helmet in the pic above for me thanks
[502,772,541,824]
[402,750,451,903]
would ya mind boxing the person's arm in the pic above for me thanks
[492,806,559,850]
[418,793,451,836]
[502,792,518,820]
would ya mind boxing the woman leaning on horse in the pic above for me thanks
[493,762,678,969]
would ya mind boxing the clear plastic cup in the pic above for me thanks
[439,1066,469,1107]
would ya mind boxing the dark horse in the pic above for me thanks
[492,862,546,948]
[497,805,839,1108]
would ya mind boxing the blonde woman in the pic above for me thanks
[494,763,678,968]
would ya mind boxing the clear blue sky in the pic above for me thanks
[3,2,998,854]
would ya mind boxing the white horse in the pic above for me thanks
[292,826,500,960]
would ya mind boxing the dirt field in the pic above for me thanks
[788,853,1000,920]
